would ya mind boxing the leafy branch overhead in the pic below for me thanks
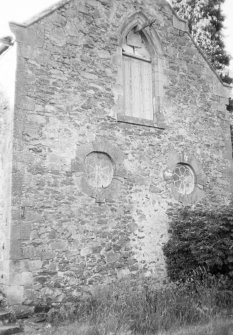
[171,0,232,84]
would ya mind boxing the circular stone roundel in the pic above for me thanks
[85,152,114,188]
[172,164,195,195]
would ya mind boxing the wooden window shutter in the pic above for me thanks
[123,55,153,120]
[122,31,153,121]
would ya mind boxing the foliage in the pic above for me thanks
[171,0,232,84]
[47,274,232,334]
[163,205,233,285]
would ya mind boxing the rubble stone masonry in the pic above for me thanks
[0,0,232,305]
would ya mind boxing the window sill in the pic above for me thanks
[117,114,166,129]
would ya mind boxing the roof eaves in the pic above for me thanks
[0,45,10,56]
[0,36,15,57]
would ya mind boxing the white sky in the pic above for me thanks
[0,0,58,34]
[0,0,232,69]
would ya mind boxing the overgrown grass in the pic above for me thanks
[168,318,233,335]
[33,318,233,335]
[46,271,233,335]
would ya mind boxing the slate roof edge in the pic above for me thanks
[0,44,11,57]
[8,0,232,89]
[0,36,15,58]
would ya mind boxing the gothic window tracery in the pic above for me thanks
[172,164,195,195]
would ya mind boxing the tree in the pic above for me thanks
[171,0,232,84]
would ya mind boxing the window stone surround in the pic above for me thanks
[164,150,206,204]
[112,11,166,129]
[71,140,126,203]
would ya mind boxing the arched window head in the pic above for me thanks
[122,28,154,121]
[122,30,151,61]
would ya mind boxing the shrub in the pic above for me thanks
[163,204,233,285]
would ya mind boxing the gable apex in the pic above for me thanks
[8,0,231,89]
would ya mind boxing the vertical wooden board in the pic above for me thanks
[123,56,133,117]
[148,62,153,119]
[131,58,142,119]
[142,62,153,120]
[140,62,146,119]
[129,58,133,117]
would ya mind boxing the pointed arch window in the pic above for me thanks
[122,29,154,121]
[115,13,166,128]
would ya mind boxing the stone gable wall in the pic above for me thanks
[0,89,11,292]
[0,46,16,295]
[7,0,232,305]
